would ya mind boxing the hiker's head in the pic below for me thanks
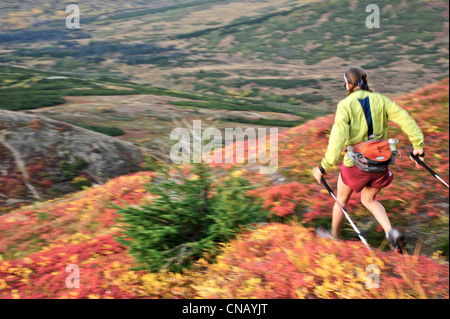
[343,67,372,95]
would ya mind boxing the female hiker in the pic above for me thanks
[312,66,425,251]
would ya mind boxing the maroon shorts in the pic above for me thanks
[340,163,393,193]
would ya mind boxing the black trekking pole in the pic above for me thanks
[320,176,371,250]
[409,152,449,188]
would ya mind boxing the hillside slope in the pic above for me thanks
[0,110,147,213]
[0,80,448,299]
[221,78,449,255]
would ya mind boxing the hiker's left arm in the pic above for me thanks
[384,96,425,151]
[384,96,425,168]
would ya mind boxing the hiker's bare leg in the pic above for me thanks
[332,173,353,238]
[361,186,392,234]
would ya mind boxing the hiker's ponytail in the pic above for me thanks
[344,67,372,96]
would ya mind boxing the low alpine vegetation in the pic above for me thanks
[115,162,269,272]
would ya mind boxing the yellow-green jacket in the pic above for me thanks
[321,89,424,170]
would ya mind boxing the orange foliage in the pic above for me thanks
[0,80,448,299]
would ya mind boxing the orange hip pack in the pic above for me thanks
[347,139,397,172]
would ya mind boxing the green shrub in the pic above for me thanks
[0,92,66,111]
[71,175,92,190]
[67,122,125,136]
[58,157,88,180]
[436,233,449,260]
[220,117,304,127]
[115,162,269,272]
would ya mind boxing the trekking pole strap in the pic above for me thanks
[410,152,435,176]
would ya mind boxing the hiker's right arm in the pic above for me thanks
[320,102,350,171]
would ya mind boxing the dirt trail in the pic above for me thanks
[0,130,42,201]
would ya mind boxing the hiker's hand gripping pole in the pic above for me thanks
[320,176,371,249]
[409,152,449,188]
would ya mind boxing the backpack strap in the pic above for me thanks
[358,97,373,139]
